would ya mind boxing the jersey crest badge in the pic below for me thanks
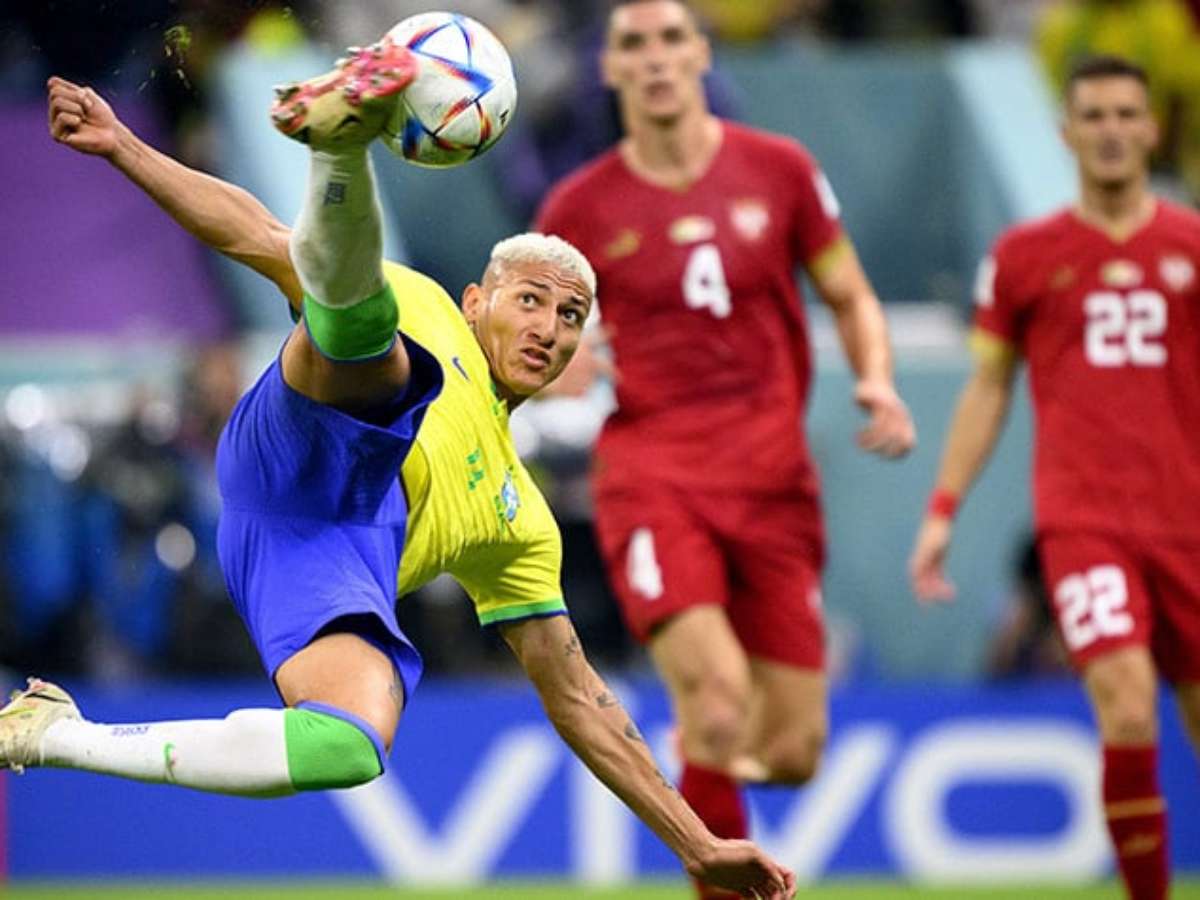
[1101,259,1143,289]
[1159,254,1195,292]
[669,215,716,244]
[730,199,769,242]
[605,228,641,259]
[498,469,520,523]
[1048,265,1076,292]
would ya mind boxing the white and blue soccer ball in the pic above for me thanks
[382,12,517,168]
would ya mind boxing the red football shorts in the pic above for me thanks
[593,482,826,669]
[1038,531,1200,682]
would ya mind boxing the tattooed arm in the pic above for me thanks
[499,615,795,899]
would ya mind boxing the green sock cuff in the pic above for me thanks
[283,707,384,791]
[302,284,399,361]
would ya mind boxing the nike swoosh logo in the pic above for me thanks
[451,356,469,380]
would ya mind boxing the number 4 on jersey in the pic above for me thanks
[682,243,731,319]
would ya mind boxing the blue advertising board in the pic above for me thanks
[8,678,1199,884]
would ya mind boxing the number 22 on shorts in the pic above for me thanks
[1053,564,1134,651]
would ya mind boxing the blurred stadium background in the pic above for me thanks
[2,0,1200,896]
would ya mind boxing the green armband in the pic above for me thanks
[283,705,385,791]
[302,284,399,362]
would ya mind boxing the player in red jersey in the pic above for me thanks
[536,2,915,894]
[910,55,1200,900]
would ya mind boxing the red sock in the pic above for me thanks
[1103,745,1169,900]
[680,760,747,900]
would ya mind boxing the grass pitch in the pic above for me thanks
[6,882,1200,899]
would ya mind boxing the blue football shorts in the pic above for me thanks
[215,333,443,704]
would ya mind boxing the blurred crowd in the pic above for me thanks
[7,0,1197,683]
[7,0,1199,204]
[0,345,256,682]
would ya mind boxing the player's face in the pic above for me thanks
[602,1,711,126]
[462,260,593,405]
[1063,76,1158,189]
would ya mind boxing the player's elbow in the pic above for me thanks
[533,669,594,727]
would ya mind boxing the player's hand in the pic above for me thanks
[687,838,796,899]
[909,514,956,603]
[47,76,123,158]
[854,379,915,458]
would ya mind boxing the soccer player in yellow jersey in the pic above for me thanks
[10,36,795,899]
[382,259,568,626]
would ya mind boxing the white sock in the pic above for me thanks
[290,148,387,307]
[41,710,293,797]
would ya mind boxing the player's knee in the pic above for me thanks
[283,704,387,791]
[1105,703,1158,745]
[1088,661,1158,744]
[675,672,748,756]
[682,694,749,765]
[693,706,745,763]
[759,726,827,786]
[1092,686,1157,743]
[302,285,398,362]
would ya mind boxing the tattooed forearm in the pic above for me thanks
[624,720,646,744]
[564,633,581,657]
[596,691,619,709]
[655,769,678,792]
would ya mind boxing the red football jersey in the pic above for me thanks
[535,121,843,495]
[974,200,1200,540]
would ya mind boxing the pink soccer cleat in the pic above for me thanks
[270,38,418,150]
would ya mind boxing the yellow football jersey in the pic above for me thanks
[384,261,566,626]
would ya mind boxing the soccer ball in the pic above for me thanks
[381,12,517,168]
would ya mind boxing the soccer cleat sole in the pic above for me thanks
[269,39,418,148]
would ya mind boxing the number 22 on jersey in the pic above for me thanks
[1084,289,1167,367]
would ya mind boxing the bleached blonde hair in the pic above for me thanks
[486,232,597,299]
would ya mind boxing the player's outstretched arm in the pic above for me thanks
[809,241,915,458]
[910,336,1019,603]
[46,76,302,309]
[500,615,795,899]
